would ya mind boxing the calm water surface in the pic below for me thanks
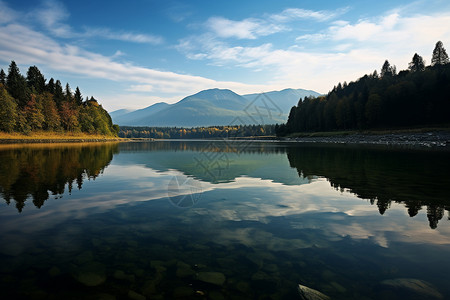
[0,141,449,299]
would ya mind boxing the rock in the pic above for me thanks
[380,278,443,299]
[176,262,195,278]
[209,290,226,300]
[75,272,106,287]
[73,262,106,287]
[128,290,146,300]
[114,270,135,282]
[173,286,194,298]
[197,272,226,286]
[298,284,330,300]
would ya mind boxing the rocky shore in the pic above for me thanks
[283,131,450,148]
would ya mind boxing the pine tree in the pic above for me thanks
[74,87,83,106]
[0,69,6,85]
[381,60,396,77]
[26,66,46,93]
[6,61,29,106]
[408,53,425,72]
[431,41,449,66]
[54,80,64,106]
[46,78,55,94]
[65,83,72,103]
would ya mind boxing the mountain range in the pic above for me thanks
[110,88,321,127]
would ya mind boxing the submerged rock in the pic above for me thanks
[297,284,330,300]
[380,278,443,299]
[73,262,106,287]
[197,272,226,286]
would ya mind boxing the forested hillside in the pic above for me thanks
[0,61,119,136]
[277,41,450,136]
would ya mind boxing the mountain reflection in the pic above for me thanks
[0,143,119,212]
[286,144,450,229]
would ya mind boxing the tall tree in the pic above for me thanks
[0,69,6,85]
[431,41,449,66]
[408,53,425,72]
[65,83,72,103]
[74,87,83,105]
[46,78,55,94]
[26,66,46,93]
[53,80,64,106]
[381,60,396,77]
[6,61,29,106]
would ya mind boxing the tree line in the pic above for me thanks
[0,61,119,136]
[277,41,450,136]
[119,124,277,139]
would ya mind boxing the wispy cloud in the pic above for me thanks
[204,7,340,40]
[270,7,346,23]
[180,9,450,93]
[206,17,286,39]
[31,0,163,44]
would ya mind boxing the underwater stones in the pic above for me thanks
[176,261,195,278]
[380,278,443,299]
[73,262,106,287]
[209,290,226,300]
[75,251,94,265]
[114,270,135,282]
[197,272,226,286]
[173,286,194,298]
[297,284,330,300]
[128,290,146,300]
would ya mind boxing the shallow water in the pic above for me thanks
[0,141,449,299]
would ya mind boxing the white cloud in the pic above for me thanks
[0,21,270,110]
[270,7,345,23]
[180,11,450,94]
[206,16,285,39]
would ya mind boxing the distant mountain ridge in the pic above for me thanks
[111,88,321,127]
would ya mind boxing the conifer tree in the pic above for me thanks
[0,69,6,85]
[74,87,83,105]
[431,41,449,66]
[6,61,29,106]
[408,53,425,72]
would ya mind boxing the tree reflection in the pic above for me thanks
[0,143,119,212]
[286,144,450,229]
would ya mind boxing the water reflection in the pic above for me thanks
[286,144,450,229]
[0,143,119,212]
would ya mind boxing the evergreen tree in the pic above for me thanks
[381,60,396,77]
[409,53,425,72]
[65,83,73,103]
[46,78,55,94]
[54,80,64,106]
[6,61,29,106]
[0,69,6,85]
[74,87,83,105]
[431,41,449,66]
[26,66,46,93]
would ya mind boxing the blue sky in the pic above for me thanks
[1,0,449,111]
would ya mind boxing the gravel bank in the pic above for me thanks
[284,131,450,148]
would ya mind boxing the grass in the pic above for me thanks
[0,131,120,140]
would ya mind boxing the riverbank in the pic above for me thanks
[282,129,450,148]
[0,132,129,144]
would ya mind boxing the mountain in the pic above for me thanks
[111,88,320,127]
[242,88,321,114]
[113,102,170,125]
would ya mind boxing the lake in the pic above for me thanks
[0,140,449,299]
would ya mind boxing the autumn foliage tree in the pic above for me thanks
[0,61,119,136]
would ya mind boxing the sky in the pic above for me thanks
[1,0,450,112]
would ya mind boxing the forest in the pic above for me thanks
[0,61,119,136]
[119,124,277,139]
[277,41,450,136]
